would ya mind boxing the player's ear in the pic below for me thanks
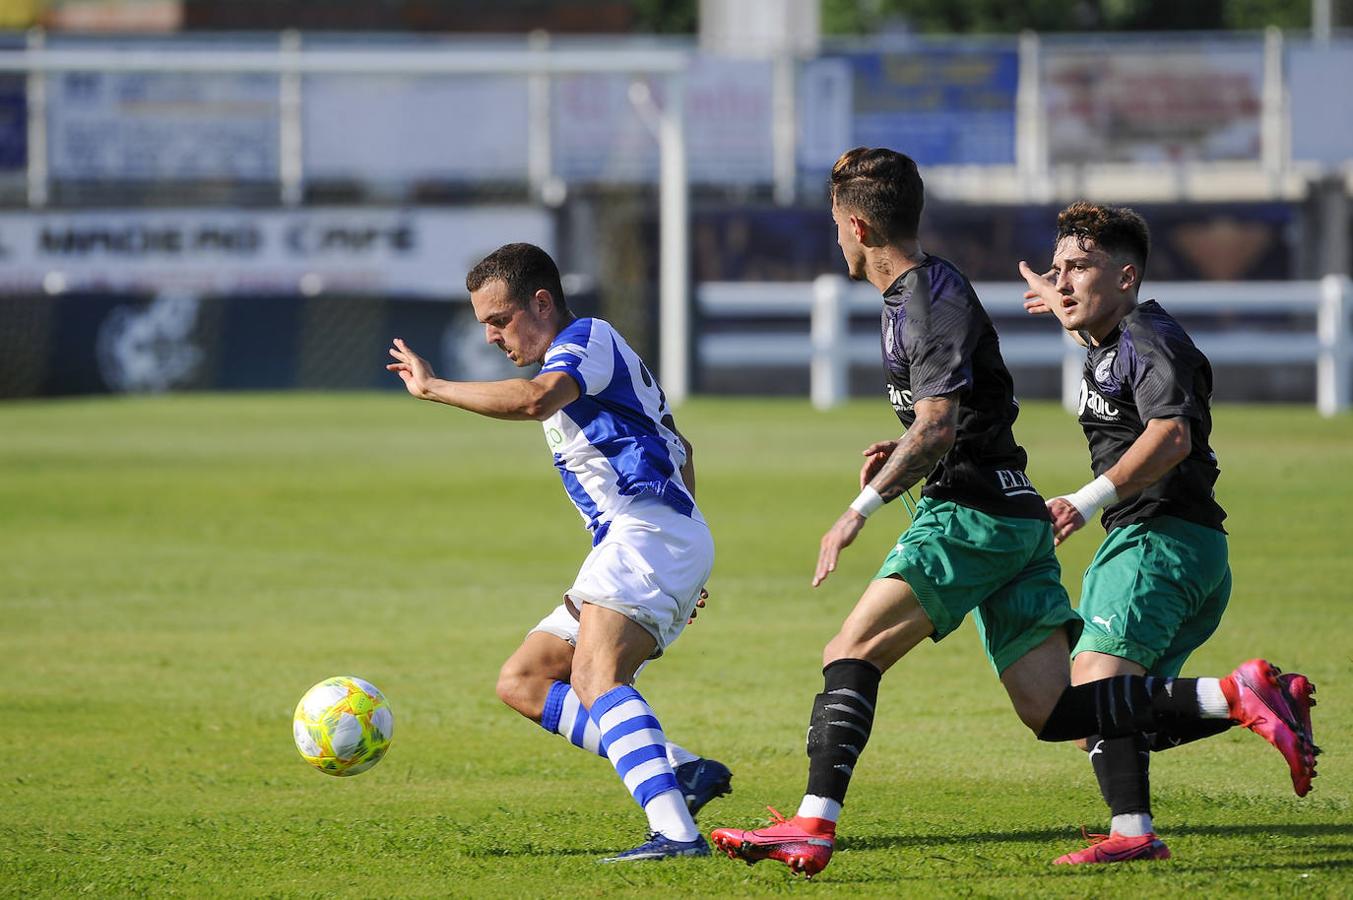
[533,288,554,315]
[849,214,870,244]
[1119,263,1139,293]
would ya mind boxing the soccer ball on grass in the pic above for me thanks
[293,676,393,776]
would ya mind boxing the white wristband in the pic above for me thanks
[1057,475,1118,522]
[849,486,885,518]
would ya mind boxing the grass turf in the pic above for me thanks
[2,394,1349,897]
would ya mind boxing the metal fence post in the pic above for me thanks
[811,274,847,409]
[771,46,797,206]
[527,29,558,206]
[1015,29,1046,203]
[1260,26,1287,191]
[278,30,303,208]
[24,28,46,208]
[1317,273,1351,417]
[657,71,690,407]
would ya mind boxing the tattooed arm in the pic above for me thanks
[868,394,958,501]
[812,392,959,587]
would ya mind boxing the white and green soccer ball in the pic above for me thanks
[293,676,394,777]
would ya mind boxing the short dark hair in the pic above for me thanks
[465,242,568,312]
[829,147,925,241]
[1056,202,1151,274]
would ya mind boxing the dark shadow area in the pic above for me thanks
[841,820,1353,851]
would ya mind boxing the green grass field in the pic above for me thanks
[3,394,1350,897]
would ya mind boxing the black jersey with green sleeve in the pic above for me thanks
[1077,299,1226,533]
[880,255,1049,520]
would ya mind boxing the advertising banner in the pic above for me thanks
[827,43,1018,167]
[0,35,24,172]
[1288,41,1353,166]
[0,206,553,297]
[552,53,775,184]
[302,73,531,182]
[1043,39,1264,164]
[46,37,281,181]
[0,291,531,397]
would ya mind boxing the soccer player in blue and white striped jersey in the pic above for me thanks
[387,243,727,862]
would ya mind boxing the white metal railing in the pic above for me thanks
[697,274,1353,417]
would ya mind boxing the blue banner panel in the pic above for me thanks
[0,36,25,171]
[836,46,1018,166]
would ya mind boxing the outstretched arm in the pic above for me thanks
[812,393,959,587]
[1048,416,1191,545]
[1018,260,1089,348]
[387,337,580,421]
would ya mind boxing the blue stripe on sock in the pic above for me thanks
[589,684,640,723]
[616,743,667,776]
[540,680,569,734]
[601,714,662,748]
[633,772,680,808]
[569,700,590,748]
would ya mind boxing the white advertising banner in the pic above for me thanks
[46,38,281,181]
[1289,41,1353,166]
[0,206,553,296]
[1043,40,1264,164]
[552,53,775,183]
[302,74,531,181]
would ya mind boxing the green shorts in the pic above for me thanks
[1073,516,1231,676]
[875,497,1081,675]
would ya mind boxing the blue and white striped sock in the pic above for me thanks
[540,681,604,756]
[539,681,699,768]
[591,685,699,842]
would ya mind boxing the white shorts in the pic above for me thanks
[528,497,714,656]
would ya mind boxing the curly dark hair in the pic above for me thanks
[829,147,925,241]
[465,242,569,312]
[1056,202,1151,273]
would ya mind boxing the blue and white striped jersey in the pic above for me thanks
[538,317,697,543]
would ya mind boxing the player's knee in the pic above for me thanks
[1009,689,1058,737]
[1074,736,1092,752]
[495,662,542,719]
[823,633,865,668]
[1017,706,1049,736]
[823,633,895,673]
[570,659,628,710]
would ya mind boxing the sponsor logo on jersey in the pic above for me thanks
[995,468,1037,496]
[886,383,913,412]
[1093,349,1117,385]
[1077,379,1120,419]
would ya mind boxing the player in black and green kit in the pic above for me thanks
[709,154,1319,879]
[1018,202,1321,864]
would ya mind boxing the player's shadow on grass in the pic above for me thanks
[820,826,1353,884]
[462,846,616,859]
[843,821,1353,850]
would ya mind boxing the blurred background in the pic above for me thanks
[0,0,1348,408]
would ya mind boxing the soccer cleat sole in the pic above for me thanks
[710,831,832,878]
[1234,661,1320,796]
[1277,672,1321,796]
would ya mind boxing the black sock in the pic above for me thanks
[804,658,881,806]
[1146,715,1234,752]
[1038,675,1207,742]
[1088,733,1152,819]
